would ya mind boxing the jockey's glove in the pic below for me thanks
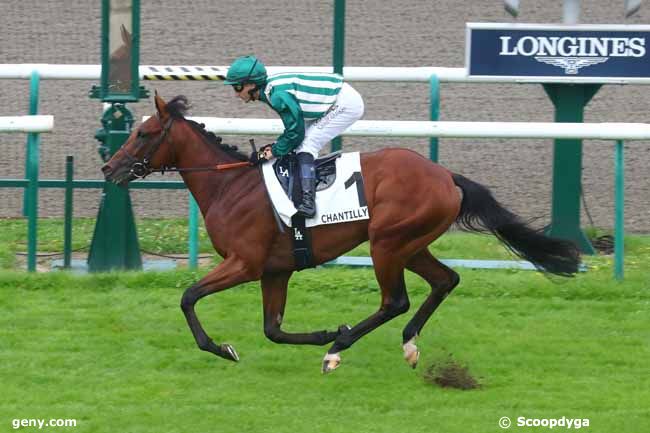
[248,150,263,165]
[249,144,274,165]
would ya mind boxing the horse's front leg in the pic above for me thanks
[180,256,258,361]
[262,272,347,345]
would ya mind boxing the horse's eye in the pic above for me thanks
[137,130,146,138]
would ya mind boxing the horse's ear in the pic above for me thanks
[120,24,132,48]
[154,91,168,117]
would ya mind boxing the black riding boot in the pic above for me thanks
[296,152,316,218]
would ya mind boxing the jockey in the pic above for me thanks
[224,55,364,218]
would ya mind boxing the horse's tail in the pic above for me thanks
[451,173,580,277]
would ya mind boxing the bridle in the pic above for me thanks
[122,115,175,178]
[122,115,251,179]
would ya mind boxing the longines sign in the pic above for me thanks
[466,23,650,81]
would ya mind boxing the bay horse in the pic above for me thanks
[107,25,133,93]
[102,94,580,373]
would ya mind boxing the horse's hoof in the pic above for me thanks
[322,352,341,374]
[221,343,240,362]
[403,336,419,369]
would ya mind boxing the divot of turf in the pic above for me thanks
[423,355,481,390]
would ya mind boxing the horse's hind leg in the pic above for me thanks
[261,272,344,345]
[402,249,460,368]
[323,250,410,373]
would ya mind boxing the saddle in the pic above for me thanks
[272,151,342,203]
[271,151,342,271]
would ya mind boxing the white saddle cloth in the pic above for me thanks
[261,151,370,228]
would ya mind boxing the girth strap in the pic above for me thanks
[290,214,314,271]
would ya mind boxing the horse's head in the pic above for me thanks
[102,92,180,186]
[108,25,134,92]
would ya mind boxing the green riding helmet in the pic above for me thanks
[223,55,267,86]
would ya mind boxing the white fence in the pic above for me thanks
[4,64,650,84]
[179,117,650,140]
[162,116,628,280]
[0,63,635,278]
[0,115,54,133]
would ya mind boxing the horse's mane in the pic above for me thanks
[166,95,249,162]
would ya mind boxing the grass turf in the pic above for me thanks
[0,218,649,432]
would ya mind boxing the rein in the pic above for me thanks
[124,116,252,178]
[150,161,252,174]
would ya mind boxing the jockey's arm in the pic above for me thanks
[269,92,305,156]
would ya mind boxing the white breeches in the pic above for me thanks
[296,83,365,158]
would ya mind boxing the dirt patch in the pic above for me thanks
[423,355,481,390]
